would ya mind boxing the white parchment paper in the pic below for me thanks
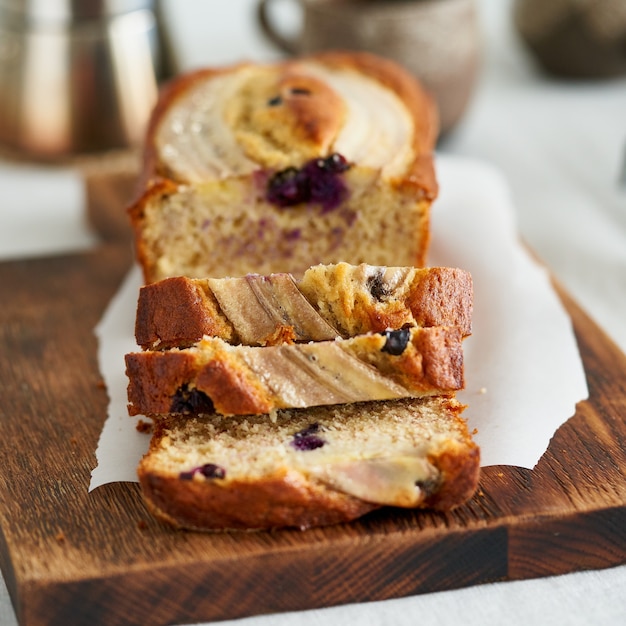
[89,155,589,490]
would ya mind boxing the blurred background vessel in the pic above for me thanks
[514,0,626,79]
[0,0,177,158]
[257,0,482,137]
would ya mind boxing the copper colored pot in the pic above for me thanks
[0,0,177,158]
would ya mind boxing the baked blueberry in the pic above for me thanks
[170,385,214,414]
[291,423,325,451]
[180,463,226,480]
[381,327,411,356]
[415,475,441,496]
[367,272,389,301]
[319,153,349,173]
[266,167,303,206]
[266,153,350,211]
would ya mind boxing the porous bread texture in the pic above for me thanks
[133,174,431,282]
[134,263,473,350]
[129,51,438,283]
[125,326,464,417]
[138,396,480,531]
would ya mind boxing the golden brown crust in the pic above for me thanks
[139,468,379,531]
[135,276,234,350]
[195,360,273,416]
[125,350,199,416]
[127,178,179,285]
[407,268,473,335]
[125,348,274,417]
[422,399,481,510]
[425,441,481,510]
[263,325,298,346]
[409,326,464,391]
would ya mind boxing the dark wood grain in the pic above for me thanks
[0,173,625,626]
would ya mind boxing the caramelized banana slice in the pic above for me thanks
[208,273,339,346]
[126,326,464,417]
[308,455,441,508]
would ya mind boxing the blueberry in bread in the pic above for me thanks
[126,326,464,417]
[135,262,473,350]
[137,396,480,531]
[128,51,439,283]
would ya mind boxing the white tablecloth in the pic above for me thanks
[1,1,625,624]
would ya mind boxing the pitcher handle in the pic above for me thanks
[257,0,301,55]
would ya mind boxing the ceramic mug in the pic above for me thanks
[257,0,481,135]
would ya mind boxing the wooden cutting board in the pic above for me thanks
[0,172,625,626]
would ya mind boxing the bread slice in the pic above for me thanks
[126,326,464,417]
[135,263,473,350]
[128,51,438,284]
[137,396,480,531]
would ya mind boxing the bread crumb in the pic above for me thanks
[69,436,78,446]
[96,379,106,390]
[479,387,487,394]
[137,519,148,530]
[55,531,66,543]
[136,419,153,434]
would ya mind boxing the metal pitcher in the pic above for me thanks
[0,0,177,158]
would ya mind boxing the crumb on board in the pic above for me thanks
[137,519,148,530]
[136,419,153,434]
[96,378,106,390]
[55,531,66,543]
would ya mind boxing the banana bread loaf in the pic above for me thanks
[128,51,439,283]
[126,326,464,417]
[138,396,479,531]
[135,262,472,350]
